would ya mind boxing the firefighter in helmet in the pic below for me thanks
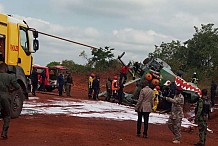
[112,76,119,102]
[88,73,95,99]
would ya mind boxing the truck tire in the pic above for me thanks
[10,90,25,119]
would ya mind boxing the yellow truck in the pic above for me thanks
[0,13,39,118]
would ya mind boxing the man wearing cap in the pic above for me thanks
[165,86,184,144]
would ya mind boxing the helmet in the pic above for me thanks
[113,76,118,80]
[155,86,160,90]
[90,73,95,77]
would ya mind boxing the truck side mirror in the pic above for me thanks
[32,30,38,38]
[33,39,39,52]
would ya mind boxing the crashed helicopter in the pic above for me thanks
[99,52,202,106]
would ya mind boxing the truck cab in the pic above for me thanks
[0,13,39,118]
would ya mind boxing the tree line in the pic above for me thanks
[153,24,218,87]
[46,46,118,73]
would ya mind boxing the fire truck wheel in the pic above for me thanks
[10,90,25,119]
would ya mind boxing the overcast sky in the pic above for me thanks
[1,0,218,66]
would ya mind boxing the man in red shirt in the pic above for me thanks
[119,65,131,84]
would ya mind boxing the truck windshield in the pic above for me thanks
[49,69,58,80]
[19,27,30,54]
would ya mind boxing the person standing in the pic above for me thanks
[210,80,217,107]
[165,86,184,144]
[132,62,140,79]
[118,82,124,104]
[191,72,198,85]
[88,73,95,99]
[105,77,112,101]
[92,75,100,100]
[65,73,73,97]
[39,70,46,91]
[0,63,21,139]
[30,68,38,96]
[135,81,153,138]
[161,86,172,112]
[119,64,131,84]
[152,86,160,112]
[194,89,209,146]
[111,76,119,102]
[57,73,64,96]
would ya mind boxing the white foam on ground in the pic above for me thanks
[21,97,211,130]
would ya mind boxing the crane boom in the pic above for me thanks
[31,30,99,50]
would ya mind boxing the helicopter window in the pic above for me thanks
[148,60,162,71]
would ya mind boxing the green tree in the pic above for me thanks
[153,40,187,72]
[79,50,89,62]
[61,60,75,70]
[186,24,218,71]
[46,61,61,67]
[153,23,218,81]
[79,46,115,70]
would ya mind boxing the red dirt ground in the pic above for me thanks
[0,73,218,146]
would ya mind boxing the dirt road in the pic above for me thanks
[0,73,218,146]
[0,92,217,146]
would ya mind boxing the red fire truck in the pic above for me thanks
[32,64,56,91]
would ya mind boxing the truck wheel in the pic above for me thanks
[10,90,25,119]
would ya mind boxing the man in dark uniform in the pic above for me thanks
[39,70,46,91]
[30,68,38,96]
[210,80,217,107]
[132,62,141,79]
[57,73,64,96]
[105,77,112,101]
[194,89,209,146]
[118,82,124,104]
[0,63,21,139]
[92,76,100,100]
[65,73,73,97]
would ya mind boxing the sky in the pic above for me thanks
[22,96,212,131]
[1,0,218,66]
